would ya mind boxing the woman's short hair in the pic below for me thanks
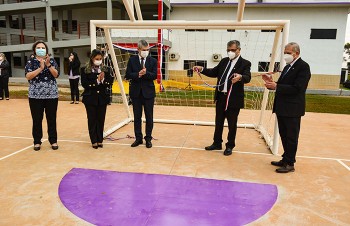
[32,40,49,54]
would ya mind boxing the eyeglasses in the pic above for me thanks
[227,49,238,52]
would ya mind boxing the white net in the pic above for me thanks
[96,26,284,152]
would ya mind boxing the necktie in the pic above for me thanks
[141,57,145,68]
[279,64,291,80]
[219,60,232,92]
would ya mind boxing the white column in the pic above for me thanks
[58,10,63,41]
[45,2,53,55]
[5,15,11,45]
[107,0,113,20]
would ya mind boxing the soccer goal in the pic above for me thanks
[90,1,289,155]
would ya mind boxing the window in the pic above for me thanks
[310,29,337,39]
[185,29,208,32]
[261,30,276,32]
[13,56,22,67]
[258,61,280,72]
[184,60,207,77]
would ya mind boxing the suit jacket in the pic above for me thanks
[125,55,157,99]
[80,66,113,105]
[273,58,311,117]
[0,60,10,78]
[202,56,251,109]
[68,59,81,76]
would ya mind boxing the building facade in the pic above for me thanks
[168,0,350,89]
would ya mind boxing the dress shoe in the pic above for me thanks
[205,144,222,151]
[70,101,74,104]
[51,143,59,150]
[92,143,98,149]
[146,140,152,148]
[271,160,285,167]
[75,101,79,104]
[33,144,41,151]
[98,143,103,148]
[131,140,143,147]
[276,164,295,173]
[223,147,233,156]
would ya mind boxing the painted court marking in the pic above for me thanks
[58,168,278,226]
[0,136,349,171]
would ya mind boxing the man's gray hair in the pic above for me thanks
[286,42,300,53]
[227,40,241,49]
[138,40,149,49]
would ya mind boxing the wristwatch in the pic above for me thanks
[47,64,52,68]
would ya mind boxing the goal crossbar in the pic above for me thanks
[92,19,290,155]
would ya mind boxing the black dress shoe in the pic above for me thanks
[131,140,143,147]
[33,144,41,151]
[92,143,98,149]
[146,140,152,148]
[223,147,233,156]
[205,144,222,151]
[276,164,295,173]
[51,144,59,150]
[98,143,103,148]
[271,160,285,167]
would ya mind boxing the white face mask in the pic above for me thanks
[94,60,102,66]
[227,51,236,60]
[140,51,149,58]
[283,54,294,64]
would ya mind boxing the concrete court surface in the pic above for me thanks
[0,99,349,225]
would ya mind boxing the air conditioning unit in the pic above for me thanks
[212,53,222,62]
[169,52,180,61]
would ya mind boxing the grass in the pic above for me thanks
[306,95,350,114]
[8,89,350,115]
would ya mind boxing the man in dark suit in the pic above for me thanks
[264,42,311,173]
[125,40,157,148]
[194,40,251,156]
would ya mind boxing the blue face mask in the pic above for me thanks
[35,48,46,57]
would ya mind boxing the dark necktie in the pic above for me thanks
[219,60,232,92]
[280,64,291,80]
[141,57,145,68]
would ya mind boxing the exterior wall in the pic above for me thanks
[167,5,348,89]
[169,6,347,75]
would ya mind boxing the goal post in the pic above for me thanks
[89,19,290,155]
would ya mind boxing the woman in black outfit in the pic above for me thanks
[81,49,113,149]
[68,52,81,104]
[0,53,11,100]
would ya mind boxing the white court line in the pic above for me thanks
[0,145,33,161]
[337,160,350,171]
[1,137,350,163]
[0,139,47,161]
[0,135,33,140]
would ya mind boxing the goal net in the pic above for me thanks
[91,20,289,155]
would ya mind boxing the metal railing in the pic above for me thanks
[1,0,41,4]
[0,16,91,46]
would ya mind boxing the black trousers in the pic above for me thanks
[29,98,58,145]
[277,116,301,165]
[132,94,154,141]
[84,104,107,144]
[0,77,9,99]
[69,78,80,101]
[213,92,240,149]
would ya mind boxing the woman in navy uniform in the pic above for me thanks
[81,49,113,149]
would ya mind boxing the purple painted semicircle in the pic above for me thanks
[59,168,278,226]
